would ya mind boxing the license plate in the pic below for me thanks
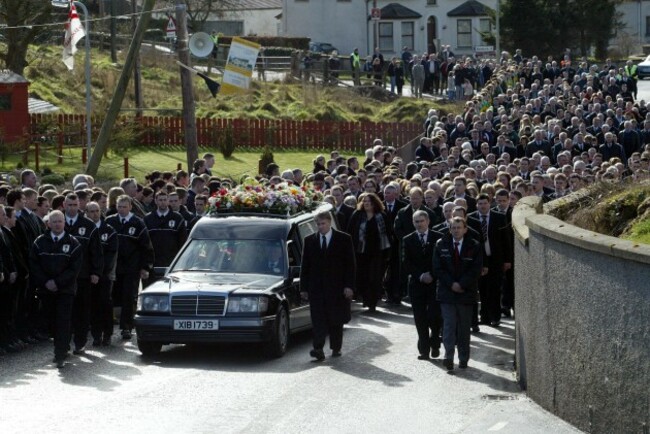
[173,319,219,330]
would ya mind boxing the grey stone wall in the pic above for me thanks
[513,197,650,434]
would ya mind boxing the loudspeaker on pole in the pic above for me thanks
[189,32,215,58]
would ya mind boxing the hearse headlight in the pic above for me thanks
[228,296,268,313]
[138,294,170,312]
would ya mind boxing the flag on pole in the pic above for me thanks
[197,72,221,98]
[62,1,86,70]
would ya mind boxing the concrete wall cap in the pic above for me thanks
[512,196,542,246]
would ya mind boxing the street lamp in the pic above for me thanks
[52,0,92,159]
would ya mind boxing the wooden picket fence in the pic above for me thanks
[29,114,421,152]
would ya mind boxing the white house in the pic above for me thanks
[281,0,650,59]
[281,0,498,58]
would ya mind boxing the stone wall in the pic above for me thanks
[513,196,650,434]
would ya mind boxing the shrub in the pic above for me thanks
[219,124,236,158]
[41,173,65,185]
[259,146,274,169]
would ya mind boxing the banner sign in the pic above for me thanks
[221,37,261,95]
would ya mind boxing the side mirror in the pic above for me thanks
[153,267,168,278]
[289,266,301,279]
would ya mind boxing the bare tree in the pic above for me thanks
[0,0,53,75]
[184,0,237,33]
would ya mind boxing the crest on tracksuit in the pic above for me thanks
[128,227,136,235]
[62,244,70,253]
[168,220,175,228]
[101,233,108,242]
[78,227,86,236]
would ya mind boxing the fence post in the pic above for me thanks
[82,147,87,165]
[34,142,40,171]
[124,157,129,178]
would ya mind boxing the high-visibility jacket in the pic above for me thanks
[625,65,638,79]
[350,52,360,69]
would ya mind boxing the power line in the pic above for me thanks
[0,7,173,31]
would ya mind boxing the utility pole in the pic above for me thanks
[373,0,378,53]
[86,0,156,177]
[132,0,144,117]
[175,0,199,170]
[110,0,117,63]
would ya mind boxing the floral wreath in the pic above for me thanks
[207,178,324,215]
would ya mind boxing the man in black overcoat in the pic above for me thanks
[402,210,442,360]
[300,211,356,361]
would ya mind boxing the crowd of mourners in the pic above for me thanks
[1,48,649,369]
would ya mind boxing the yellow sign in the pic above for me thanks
[221,37,261,95]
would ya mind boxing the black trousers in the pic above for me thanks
[42,291,74,359]
[409,284,442,355]
[384,244,401,301]
[91,277,114,340]
[501,266,515,312]
[72,279,92,349]
[0,284,18,344]
[312,322,343,352]
[114,273,140,331]
[478,257,504,324]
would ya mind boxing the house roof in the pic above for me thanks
[28,97,60,114]
[0,70,28,84]
[447,0,493,17]
[380,3,422,19]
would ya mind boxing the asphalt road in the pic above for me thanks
[1,303,581,434]
[636,78,650,102]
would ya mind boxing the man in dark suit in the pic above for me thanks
[433,217,482,370]
[444,176,477,213]
[468,194,512,327]
[330,185,354,232]
[300,211,356,361]
[491,135,517,161]
[493,189,515,318]
[383,183,407,303]
[525,130,552,157]
[402,210,443,360]
[599,132,626,163]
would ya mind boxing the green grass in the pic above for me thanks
[622,217,650,244]
[0,147,362,183]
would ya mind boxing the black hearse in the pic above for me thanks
[134,203,335,357]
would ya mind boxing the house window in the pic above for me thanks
[427,0,437,4]
[457,19,472,48]
[212,21,244,36]
[646,16,650,36]
[379,22,394,52]
[401,22,414,51]
[0,94,10,111]
[479,18,491,43]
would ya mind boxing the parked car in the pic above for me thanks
[134,204,337,358]
[637,55,650,80]
[309,42,338,54]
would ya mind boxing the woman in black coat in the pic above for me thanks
[347,193,391,312]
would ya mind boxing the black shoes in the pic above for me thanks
[309,349,325,361]
[443,359,454,371]
[73,347,85,355]
[430,347,440,359]
[331,351,342,358]
[490,321,501,327]
[121,330,132,340]
[92,338,102,347]
[417,354,429,360]
[472,325,480,333]
[459,361,468,369]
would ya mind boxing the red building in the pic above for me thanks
[0,71,30,143]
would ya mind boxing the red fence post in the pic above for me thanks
[124,157,129,178]
[82,148,87,165]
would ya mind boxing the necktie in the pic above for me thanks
[481,215,488,242]
[388,204,393,213]
[453,241,460,268]
[68,219,73,227]
[122,218,126,225]
[53,236,58,243]
[419,232,426,246]
[321,235,327,251]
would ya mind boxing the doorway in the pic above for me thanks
[427,16,437,55]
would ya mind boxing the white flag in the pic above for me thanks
[62,1,86,70]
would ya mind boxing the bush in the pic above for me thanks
[41,173,65,185]
[219,124,236,158]
[259,146,274,169]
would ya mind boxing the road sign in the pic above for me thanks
[166,16,176,39]
[51,0,69,8]
[475,45,494,52]
[371,8,381,21]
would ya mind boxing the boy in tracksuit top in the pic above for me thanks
[29,210,82,368]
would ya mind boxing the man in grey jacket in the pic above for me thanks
[412,56,425,99]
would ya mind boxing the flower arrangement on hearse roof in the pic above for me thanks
[207,177,324,215]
